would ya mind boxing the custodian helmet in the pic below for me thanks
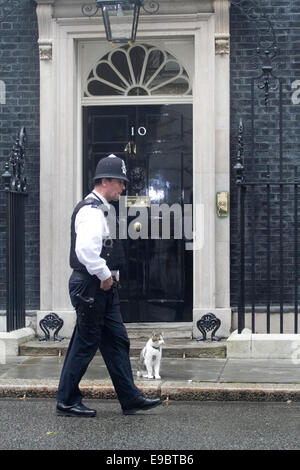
[93,154,129,182]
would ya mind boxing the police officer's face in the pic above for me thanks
[103,178,126,201]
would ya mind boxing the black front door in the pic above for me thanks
[83,104,193,322]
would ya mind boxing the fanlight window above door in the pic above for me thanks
[84,44,192,97]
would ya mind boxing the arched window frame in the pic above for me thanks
[83,43,192,99]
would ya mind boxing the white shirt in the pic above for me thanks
[75,190,112,281]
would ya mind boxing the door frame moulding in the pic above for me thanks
[81,96,193,106]
[36,2,231,337]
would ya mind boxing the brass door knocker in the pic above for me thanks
[124,141,136,158]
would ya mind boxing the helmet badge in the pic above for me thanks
[121,159,127,176]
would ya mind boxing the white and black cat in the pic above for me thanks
[136,331,164,379]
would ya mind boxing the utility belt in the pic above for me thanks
[71,269,120,325]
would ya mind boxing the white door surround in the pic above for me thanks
[35,0,231,338]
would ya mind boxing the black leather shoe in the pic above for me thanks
[122,396,162,415]
[56,402,96,418]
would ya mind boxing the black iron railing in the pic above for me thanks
[2,127,27,332]
[231,2,300,333]
[234,121,299,334]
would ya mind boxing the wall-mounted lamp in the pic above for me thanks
[82,0,159,44]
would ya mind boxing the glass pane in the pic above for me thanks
[129,45,146,82]
[96,62,126,88]
[151,78,191,95]
[128,87,148,96]
[149,60,180,88]
[87,80,123,96]
[144,49,165,84]
[102,4,135,41]
[111,50,131,84]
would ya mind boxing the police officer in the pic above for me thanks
[56,154,162,417]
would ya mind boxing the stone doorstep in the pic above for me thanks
[19,338,227,358]
[21,322,227,358]
[227,330,300,359]
[126,324,193,340]
[0,328,35,357]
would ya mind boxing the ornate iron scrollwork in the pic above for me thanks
[82,3,100,17]
[258,63,278,106]
[196,313,221,342]
[0,0,22,21]
[231,0,279,106]
[130,166,145,194]
[82,1,159,17]
[231,0,277,58]
[142,0,159,14]
[2,127,27,193]
[39,313,64,342]
[233,119,245,185]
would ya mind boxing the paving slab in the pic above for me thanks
[220,358,300,384]
[0,356,227,382]
[1,356,300,384]
[0,355,300,401]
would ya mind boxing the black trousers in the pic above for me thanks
[56,271,142,408]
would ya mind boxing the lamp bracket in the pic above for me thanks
[82,1,159,17]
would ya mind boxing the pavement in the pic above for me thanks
[1,337,300,402]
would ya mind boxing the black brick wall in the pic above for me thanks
[0,0,39,311]
[230,0,300,307]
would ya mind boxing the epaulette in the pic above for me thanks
[83,197,102,209]
[83,197,108,216]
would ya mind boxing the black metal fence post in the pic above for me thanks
[234,119,246,334]
[2,127,28,332]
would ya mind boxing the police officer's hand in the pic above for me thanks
[100,276,113,291]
